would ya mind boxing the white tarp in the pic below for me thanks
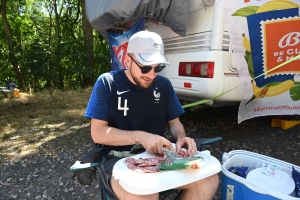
[85,0,191,39]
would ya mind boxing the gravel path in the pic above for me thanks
[1,105,299,200]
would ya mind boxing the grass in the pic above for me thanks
[0,88,93,163]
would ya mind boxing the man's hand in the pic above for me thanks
[168,118,196,156]
[139,132,173,155]
[176,137,197,157]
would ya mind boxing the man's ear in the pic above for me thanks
[125,54,131,68]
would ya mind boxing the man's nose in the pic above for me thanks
[147,67,157,78]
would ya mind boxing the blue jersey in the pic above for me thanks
[85,70,184,151]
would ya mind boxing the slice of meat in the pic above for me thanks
[125,157,161,173]
[125,158,139,170]
[154,154,167,163]
[135,158,160,167]
[133,165,160,173]
[125,157,136,165]
[177,148,188,158]
[126,162,138,170]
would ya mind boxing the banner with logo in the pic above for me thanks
[216,0,300,123]
[107,18,145,70]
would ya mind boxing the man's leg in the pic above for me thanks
[111,178,159,200]
[178,174,219,200]
[101,156,159,200]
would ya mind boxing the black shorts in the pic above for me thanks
[98,156,124,200]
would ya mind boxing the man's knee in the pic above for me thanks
[207,174,220,190]
[208,174,219,184]
[178,174,219,200]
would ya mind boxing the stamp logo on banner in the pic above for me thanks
[261,17,300,77]
[246,8,300,105]
[247,8,298,88]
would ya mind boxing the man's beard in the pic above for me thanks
[130,63,153,89]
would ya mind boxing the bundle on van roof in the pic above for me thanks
[85,0,191,39]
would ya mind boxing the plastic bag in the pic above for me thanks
[228,166,249,178]
[157,156,203,170]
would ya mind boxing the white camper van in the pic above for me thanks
[146,2,242,107]
[86,0,242,108]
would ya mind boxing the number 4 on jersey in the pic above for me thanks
[118,97,129,116]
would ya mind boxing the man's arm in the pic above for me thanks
[91,118,173,154]
[91,118,141,145]
[168,118,197,157]
[168,117,186,139]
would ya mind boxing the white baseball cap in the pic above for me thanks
[127,30,170,66]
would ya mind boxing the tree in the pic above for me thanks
[0,0,24,89]
[81,0,94,87]
[0,0,111,91]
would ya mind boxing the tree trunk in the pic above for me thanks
[1,0,24,89]
[53,0,64,89]
[81,0,95,87]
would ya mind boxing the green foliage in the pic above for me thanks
[2,133,14,141]
[232,6,259,17]
[0,0,111,91]
[94,33,111,76]
[290,82,300,101]
[244,51,254,79]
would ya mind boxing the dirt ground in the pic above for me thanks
[1,90,299,199]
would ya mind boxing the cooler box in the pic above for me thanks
[221,150,300,200]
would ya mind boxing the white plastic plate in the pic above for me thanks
[113,150,221,195]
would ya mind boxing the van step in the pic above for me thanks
[271,119,300,130]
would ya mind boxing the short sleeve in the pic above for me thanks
[166,80,185,121]
[84,74,110,121]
